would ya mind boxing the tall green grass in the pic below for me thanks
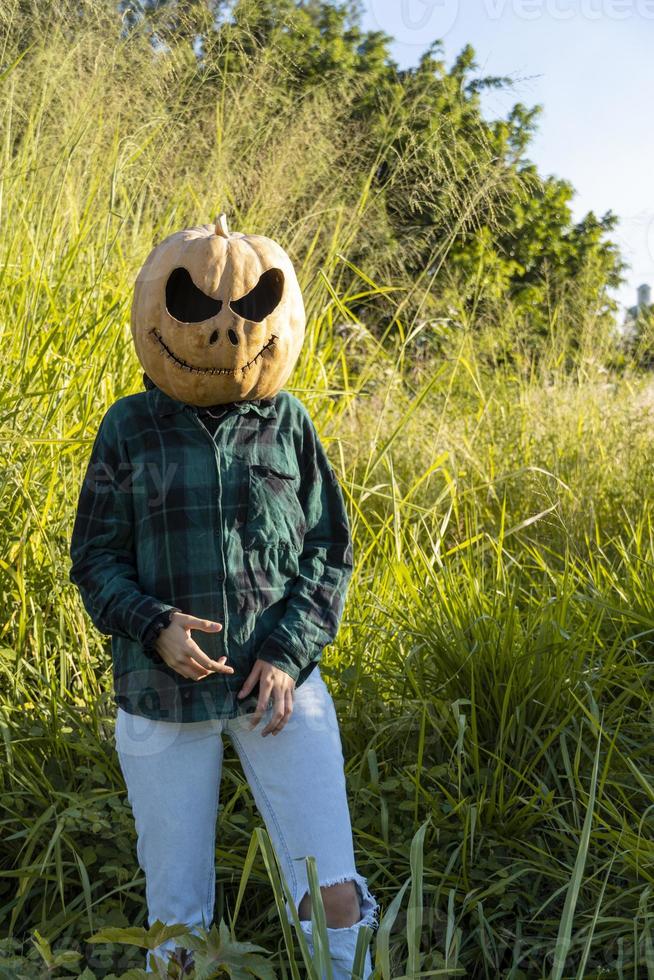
[1,3,653,977]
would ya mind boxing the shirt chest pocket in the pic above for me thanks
[245,463,307,554]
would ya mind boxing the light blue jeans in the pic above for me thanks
[114,665,378,977]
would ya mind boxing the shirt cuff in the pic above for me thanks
[141,607,180,662]
[254,636,303,682]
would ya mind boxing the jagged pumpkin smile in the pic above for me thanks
[149,327,278,375]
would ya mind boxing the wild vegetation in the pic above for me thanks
[0,1,652,977]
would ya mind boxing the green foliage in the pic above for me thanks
[88,921,195,952]
[89,918,275,978]
[622,302,654,367]
[112,0,626,346]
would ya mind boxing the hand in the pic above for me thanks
[155,611,233,681]
[237,659,295,736]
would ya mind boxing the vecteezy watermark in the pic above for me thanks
[367,0,460,46]
[483,0,654,18]
[84,459,179,507]
[366,0,654,39]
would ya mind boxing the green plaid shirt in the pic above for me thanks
[68,384,354,722]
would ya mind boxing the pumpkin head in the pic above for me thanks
[130,214,305,406]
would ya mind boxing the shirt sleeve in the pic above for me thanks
[255,411,354,681]
[140,607,179,663]
[68,403,181,646]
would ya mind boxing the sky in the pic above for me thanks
[360,0,654,317]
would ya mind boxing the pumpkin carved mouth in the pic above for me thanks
[150,328,278,375]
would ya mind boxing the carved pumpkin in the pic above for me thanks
[130,214,306,406]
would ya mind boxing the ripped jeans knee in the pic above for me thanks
[290,870,379,980]
[288,870,379,931]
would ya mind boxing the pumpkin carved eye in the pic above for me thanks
[165,267,223,323]
[230,268,284,322]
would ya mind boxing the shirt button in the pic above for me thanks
[217,571,225,582]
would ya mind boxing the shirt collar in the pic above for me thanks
[150,385,278,420]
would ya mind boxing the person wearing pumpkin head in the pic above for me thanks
[68,215,379,978]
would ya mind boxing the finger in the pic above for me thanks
[265,687,294,737]
[180,614,223,633]
[173,651,217,681]
[248,677,273,729]
[184,639,234,674]
[238,663,262,699]
[281,688,295,730]
[174,661,211,681]
[261,684,286,737]
[262,678,291,736]
[190,658,233,675]
[203,659,234,674]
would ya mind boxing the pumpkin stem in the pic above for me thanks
[214,213,230,238]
